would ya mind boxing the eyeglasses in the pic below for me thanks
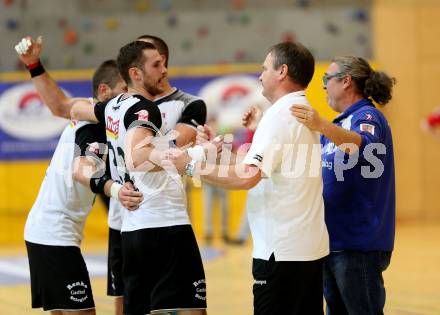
[322,72,345,86]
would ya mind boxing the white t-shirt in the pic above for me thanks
[243,91,329,261]
[24,120,102,247]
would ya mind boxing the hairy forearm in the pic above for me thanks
[195,162,260,190]
[33,72,72,119]
[319,119,362,151]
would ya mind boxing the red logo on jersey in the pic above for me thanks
[106,116,119,139]
[135,110,149,122]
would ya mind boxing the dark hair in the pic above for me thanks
[92,60,121,99]
[268,42,315,88]
[117,41,156,85]
[333,56,396,106]
[137,34,169,67]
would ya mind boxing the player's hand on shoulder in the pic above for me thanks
[290,104,322,131]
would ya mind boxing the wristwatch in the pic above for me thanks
[185,159,197,177]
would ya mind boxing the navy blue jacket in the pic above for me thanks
[321,98,395,251]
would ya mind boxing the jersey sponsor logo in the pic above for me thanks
[254,279,267,285]
[135,109,149,122]
[106,116,119,139]
[365,113,373,120]
[322,160,333,170]
[66,281,89,303]
[360,123,375,135]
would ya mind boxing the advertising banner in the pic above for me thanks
[0,74,262,160]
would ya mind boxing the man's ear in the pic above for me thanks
[161,54,167,65]
[342,75,352,90]
[128,67,141,83]
[279,64,288,79]
[97,83,110,99]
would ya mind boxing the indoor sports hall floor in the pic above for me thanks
[0,190,439,314]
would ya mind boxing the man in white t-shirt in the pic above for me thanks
[166,42,329,315]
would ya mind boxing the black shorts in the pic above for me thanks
[107,227,124,297]
[122,224,207,315]
[252,254,324,315]
[25,241,95,311]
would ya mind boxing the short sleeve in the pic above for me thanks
[75,123,107,158]
[123,100,162,135]
[177,99,207,128]
[242,112,287,177]
[94,101,108,124]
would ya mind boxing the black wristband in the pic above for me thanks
[90,174,111,194]
[26,61,45,78]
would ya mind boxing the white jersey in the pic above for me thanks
[103,89,206,232]
[243,91,329,261]
[24,120,105,247]
[94,93,164,231]
[103,94,139,231]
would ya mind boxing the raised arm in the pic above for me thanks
[15,36,75,119]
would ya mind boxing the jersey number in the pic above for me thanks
[107,142,130,184]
